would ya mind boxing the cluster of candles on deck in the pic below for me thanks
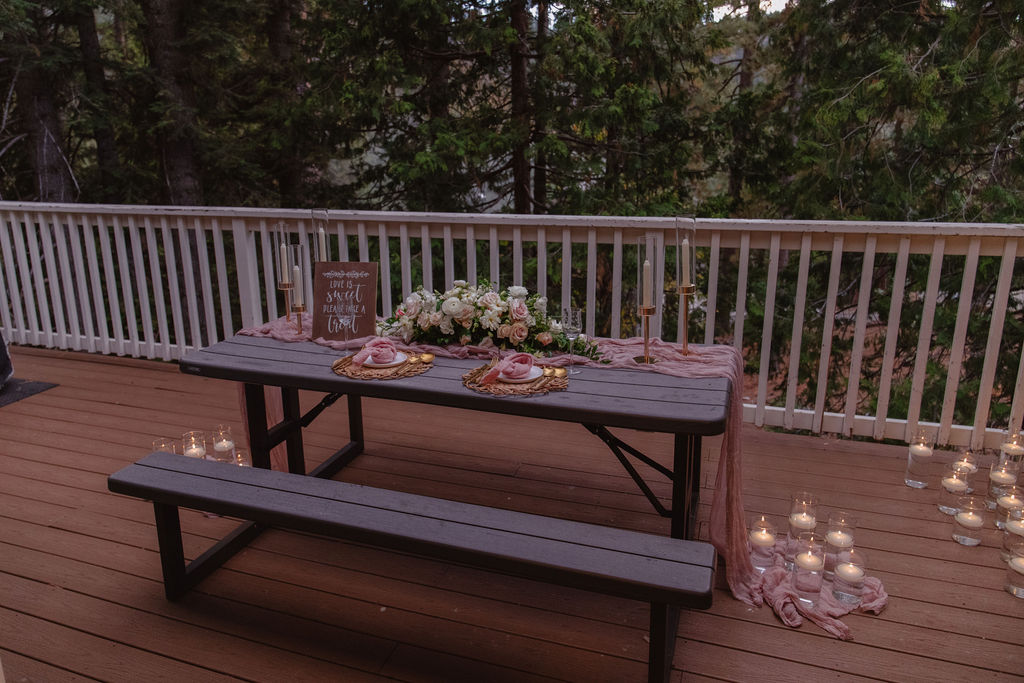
[152,425,251,468]
[747,494,868,607]
[902,427,1024,598]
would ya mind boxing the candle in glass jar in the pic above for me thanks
[941,477,969,493]
[834,562,864,583]
[749,528,776,548]
[293,266,302,305]
[183,444,205,459]
[213,438,234,453]
[954,458,978,474]
[1007,518,1024,537]
[789,512,816,530]
[826,530,854,548]
[991,469,1018,485]
[1002,442,1024,458]
[909,443,932,457]
[794,552,823,571]
[681,238,691,286]
[642,259,652,307]
[955,511,984,528]
[997,494,1024,510]
[1010,557,1024,575]
[279,243,290,283]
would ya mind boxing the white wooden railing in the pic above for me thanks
[2,202,1022,449]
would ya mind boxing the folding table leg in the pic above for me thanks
[153,502,186,601]
[671,433,702,540]
[281,387,305,475]
[648,602,680,683]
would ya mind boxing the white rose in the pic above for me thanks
[534,296,548,313]
[508,285,528,298]
[453,279,467,287]
[404,294,421,318]
[417,312,432,329]
[439,316,455,335]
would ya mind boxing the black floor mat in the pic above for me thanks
[0,378,57,408]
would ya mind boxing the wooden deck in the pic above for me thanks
[1,346,1021,682]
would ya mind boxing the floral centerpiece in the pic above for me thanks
[379,281,599,358]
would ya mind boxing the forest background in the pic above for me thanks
[1,0,1022,429]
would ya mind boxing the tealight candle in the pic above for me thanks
[909,443,932,457]
[214,438,234,452]
[795,552,824,571]
[991,469,1018,486]
[1007,518,1024,537]
[834,562,865,583]
[749,528,776,548]
[941,476,969,493]
[998,494,1024,510]
[955,511,984,528]
[183,445,205,459]
[1011,557,1024,575]
[790,512,816,530]
[1002,442,1024,458]
[826,530,854,548]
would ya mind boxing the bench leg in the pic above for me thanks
[648,602,680,683]
[153,502,187,601]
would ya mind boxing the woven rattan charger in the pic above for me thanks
[331,352,434,380]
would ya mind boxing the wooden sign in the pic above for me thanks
[312,262,379,341]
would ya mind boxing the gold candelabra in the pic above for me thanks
[278,282,294,322]
[678,283,696,356]
[291,303,306,333]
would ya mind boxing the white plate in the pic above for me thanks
[498,365,543,383]
[362,351,407,368]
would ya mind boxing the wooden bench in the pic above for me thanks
[108,453,716,682]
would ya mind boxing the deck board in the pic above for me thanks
[1,346,1022,682]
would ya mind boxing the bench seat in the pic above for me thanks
[108,452,716,682]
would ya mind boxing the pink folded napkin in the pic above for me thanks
[481,352,535,384]
[352,337,398,366]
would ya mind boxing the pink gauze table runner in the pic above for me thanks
[237,318,886,638]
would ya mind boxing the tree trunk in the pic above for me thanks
[15,54,75,202]
[509,0,531,213]
[139,0,203,206]
[532,2,548,213]
[76,7,122,201]
[266,0,302,206]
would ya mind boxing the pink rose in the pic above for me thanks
[497,324,511,339]
[509,298,529,321]
[480,291,501,308]
[460,335,472,345]
[509,321,529,344]
[536,331,553,346]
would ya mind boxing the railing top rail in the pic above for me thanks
[3,201,1022,237]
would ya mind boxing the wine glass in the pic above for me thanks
[562,307,582,375]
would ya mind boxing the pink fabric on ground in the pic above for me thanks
[754,539,888,639]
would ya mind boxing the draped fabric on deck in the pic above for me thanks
[237,319,887,637]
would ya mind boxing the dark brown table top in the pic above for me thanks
[179,335,732,436]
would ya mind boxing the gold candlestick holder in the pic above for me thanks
[633,305,657,364]
[278,282,294,321]
[678,283,696,356]
[291,303,306,333]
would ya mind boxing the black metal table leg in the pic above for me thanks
[243,383,272,470]
[671,433,702,540]
[281,387,305,475]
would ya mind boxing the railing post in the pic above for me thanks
[232,218,262,329]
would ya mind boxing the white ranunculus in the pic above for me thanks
[441,296,462,316]
[452,279,467,287]
[508,285,528,298]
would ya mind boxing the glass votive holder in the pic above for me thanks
[152,438,177,454]
[952,496,986,546]
[1005,544,1024,598]
[824,510,856,578]
[987,460,1020,510]
[995,485,1024,530]
[792,532,826,606]
[1000,430,1024,464]
[937,462,973,515]
[234,450,252,467]
[212,424,237,463]
[904,428,934,488]
[950,450,979,492]
[181,430,207,459]
[748,514,778,573]
[786,491,818,568]
[1002,508,1024,562]
[832,548,868,606]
